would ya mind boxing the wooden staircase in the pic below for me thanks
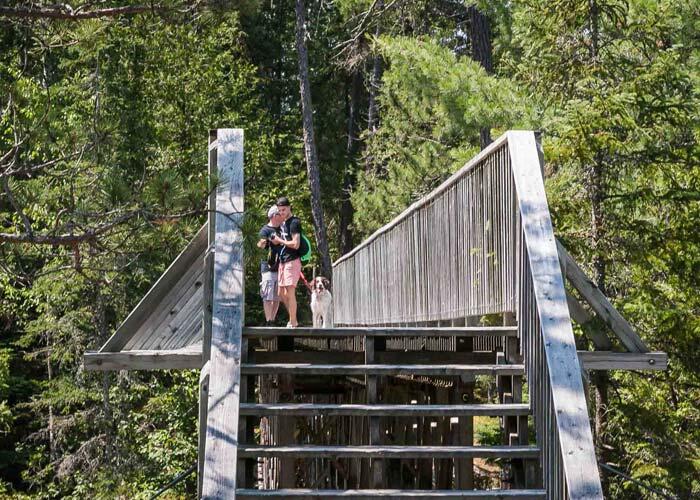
[234,326,546,498]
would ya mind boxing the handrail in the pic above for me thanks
[509,131,602,498]
[332,131,603,498]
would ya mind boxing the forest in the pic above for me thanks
[0,0,698,498]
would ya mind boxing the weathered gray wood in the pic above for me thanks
[578,351,667,371]
[557,241,648,352]
[100,224,207,352]
[237,445,540,459]
[243,326,518,337]
[198,361,210,498]
[236,489,547,499]
[334,133,510,267]
[238,403,530,417]
[566,292,613,350]
[202,128,245,499]
[83,345,201,371]
[509,130,603,498]
[251,351,496,365]
[129,259,204,350]
[240,364,525,376]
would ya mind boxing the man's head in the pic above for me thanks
[276,196,291,220]
[267,205,280,223]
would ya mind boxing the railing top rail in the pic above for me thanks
[333,133,509,266]
[509,131,603,498]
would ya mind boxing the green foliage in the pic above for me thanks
[0,0,697,496]
[352,36,532,235]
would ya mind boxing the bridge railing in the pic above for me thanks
[332,131,603,499]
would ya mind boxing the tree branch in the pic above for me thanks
[0,208,203,246]
[0,4,165,20]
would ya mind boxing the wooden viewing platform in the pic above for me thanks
[84,130,666,499]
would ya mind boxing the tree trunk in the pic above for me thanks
[590,153,610,494]
[468,6,493,149]
[339,70,362,255]
[366,0,384,142]
[295,0,332,279]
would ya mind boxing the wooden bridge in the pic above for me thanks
[84,129,667,499]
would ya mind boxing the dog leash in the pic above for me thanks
[298,270,313,293]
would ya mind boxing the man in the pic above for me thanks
[257,205,283,325]
[269,196,302,328]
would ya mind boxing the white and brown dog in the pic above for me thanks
[310,277,333,328]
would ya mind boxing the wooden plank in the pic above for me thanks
[237,445,540,459]
[251,351,496,365]
[240,364,525,376]
[557,241,647,352]
[126,261,204,351]
[239,403,530,417]
[198,361,210,498]
[201,128,245,499]
[236,489,547,499]
[578,351,667,371]
[100,224,207,352]
[508,130,603,498]
[83,345,201,371]
[243,326,518,337]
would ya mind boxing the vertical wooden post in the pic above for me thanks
[455,317,474,489]
[365,335,384,488]
[277,367,296,486]
[503,311,527,487]
[197,362,210,498]
[197,130,217,496]
[201,129,245,499]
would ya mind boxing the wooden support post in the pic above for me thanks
[201,129,245,499]
[365,335,384,488]
[455,317,474,489]
[197,361,210,499]
[197,137,216,497]
[502,312,527,488]
[277,340,296,488]
[436,387,452,488]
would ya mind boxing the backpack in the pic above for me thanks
[299,233,312,264]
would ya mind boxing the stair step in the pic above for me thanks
[237,445,539,459]
[236,489,547,499]
[239,403,530,417]
[241,364,524,376]
[243,326,518,338]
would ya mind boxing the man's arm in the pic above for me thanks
[271,233,299,249]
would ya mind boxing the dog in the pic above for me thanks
[310,276,333,328]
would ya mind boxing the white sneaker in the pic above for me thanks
[286,322,297,328]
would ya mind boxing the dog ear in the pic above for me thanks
[322,278,331,290]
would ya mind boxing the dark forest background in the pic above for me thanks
[0,0,697,497]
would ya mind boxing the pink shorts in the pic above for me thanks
[278,258,301,288]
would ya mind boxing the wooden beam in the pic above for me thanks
[508,131,602,498]
[202,128,245,499]
[236,445,540,459]
[84,347,668,373]
[100,224,207,352]
[243,326,518,337]
[566,291,613,350]
[83,345,201,371]
[236,489,547,499]
[251,351,496,365]
[240,363,525,376]
[578,351,667,371]
[238,403,530,417]
[557,241,648,352]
